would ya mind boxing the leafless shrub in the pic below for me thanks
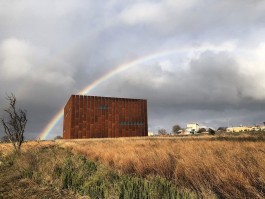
[0,93,27,152]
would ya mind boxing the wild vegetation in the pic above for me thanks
[59,134,265,198]
[0,143,193,199]
[1,133,265,198]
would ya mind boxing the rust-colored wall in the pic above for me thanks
[63,95,148,139]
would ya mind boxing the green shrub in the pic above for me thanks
[208,128,215,135]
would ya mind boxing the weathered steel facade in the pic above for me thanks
[63,95,148,139]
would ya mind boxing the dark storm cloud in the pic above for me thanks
[99,51,248,108]
[92,50,265,132]
[0,0,265,138]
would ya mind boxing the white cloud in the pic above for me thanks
[236,43,265,100]
[0,38,75,87]
[119,0,199,28]
[120,2,163,25]
[159,60,174,72]
[0,38,33,78]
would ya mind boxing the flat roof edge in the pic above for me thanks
[70,94,147,101]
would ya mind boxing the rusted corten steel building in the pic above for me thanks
[63,95,148,139]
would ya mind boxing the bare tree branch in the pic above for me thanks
[0,93,27,152]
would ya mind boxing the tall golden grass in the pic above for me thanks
[0,141,56,157]
[1,136,265,198]
[58,137,265,198]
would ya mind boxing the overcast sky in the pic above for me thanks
[1,0,265,139]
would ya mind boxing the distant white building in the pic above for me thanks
[186,123,200,133]
[227,126,265,132]
[148,132,154,136]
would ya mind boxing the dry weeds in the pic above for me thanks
[1,135,265,198]
[58,137,265,198]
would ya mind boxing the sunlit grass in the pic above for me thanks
[1,134,265,198]
[58,135,265,198]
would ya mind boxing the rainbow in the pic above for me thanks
[39,45,230,139]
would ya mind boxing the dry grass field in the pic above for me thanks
[59,135,265,198]
[1,133,265,198]
[0,142,84,199]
